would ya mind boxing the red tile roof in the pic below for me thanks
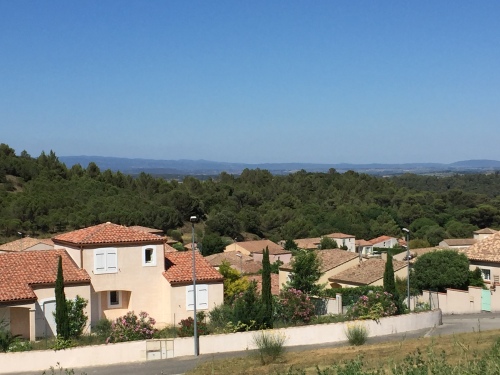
[326,233,355,239]
[246,274,280,296]
[53,222,165,246]
[329,258,407,286]
[205,252,262,274]
[0,250,90,303]
[369,235,395,245]
[163,252,223,285]
[0,237,54,252]
[235,240,290,255]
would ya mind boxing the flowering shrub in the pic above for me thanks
[106,311,157,343]
[347,291,397,321]
[178,312,208,337]
[276,288,315,324]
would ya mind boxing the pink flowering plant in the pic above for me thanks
[346,291,397,321]
[106,311,157,343]
[276,288,315,324]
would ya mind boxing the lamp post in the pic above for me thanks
[236,252,242,273]
[402,228,410,311]
[190,216,199,356]
[18,232,23,252]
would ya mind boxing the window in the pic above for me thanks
[186,284,209,311]
[142,246,157,267]
[94,248,118,274]
[108,291,122,308]
[481,269,491,281]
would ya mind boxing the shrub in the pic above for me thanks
[106,311,157,343]
[207,304,234,333]
[177,312,208,337]
[276,288,315,324]
[345,323,368,346]
[66,296,88,338]
[0,319,21,352]
[347,291,397,321]
[93,318,112,338]
[252,331,287,365]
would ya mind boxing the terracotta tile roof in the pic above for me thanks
[316,249,359,272]
[0,237,54,252]
[53,222,165,246]
[246,274,280,296]
[163,252,223,285]
[369,235,396,245]
[441,238,477,247]
[356,239,373,247]
[398,247,452,264]
[129,225,165,236]
[165,244,178,253]
[236,240,290,255]
[0,250,90,303]
[461,231,500,263]
[294,237,321,250]
[329,258,407,286]
[205,252,262,274]
[326,232,355,239]
[474,228,498,235]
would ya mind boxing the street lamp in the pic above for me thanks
[17,232,23,252]
[190,216,199,356]
[236,252,242,273]
[402,228,410,311]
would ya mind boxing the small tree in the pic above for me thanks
[219,261,249,303]
[67,296,88,338]
[320,237,338,250]
[288,250,323,295]
[261,247,273,328]
[55,256,70,340]
[201,233,226,256]
[283,239,298,251]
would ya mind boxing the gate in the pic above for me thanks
[481,289,491,312]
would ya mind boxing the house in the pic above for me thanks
[0,250,91,341]
[278,249,361,290]
[205,252,262,274]
[356,239,374,257]
[52,222,223,327]
[224,239,292,264]
[0,237,54,253]
[163,252,224,323]
[293,237,321,250]
[328,258,408,288]
[439,238,477,248]
[473,228,498,241]
[325,233,356,252]
[461,231,500,285]
[246,274,280,296]
[369,235,399,249]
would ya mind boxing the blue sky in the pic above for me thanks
[1,1,499,164]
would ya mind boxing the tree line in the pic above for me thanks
[1,143,500,248]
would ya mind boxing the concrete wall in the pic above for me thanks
[0,310,441,374]
[421,286,500,314]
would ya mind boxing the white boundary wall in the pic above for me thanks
[0,310,442,374]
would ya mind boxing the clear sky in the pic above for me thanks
[1,1,499,164]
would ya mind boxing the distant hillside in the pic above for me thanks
[59,156,500,176]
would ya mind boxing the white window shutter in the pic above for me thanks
[94,250,105,273]
[106,249,118,272]
[196,285,209,310]
[186,285,195,311]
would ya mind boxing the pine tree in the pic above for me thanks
[261,247,273,328]
[55,255,70,340]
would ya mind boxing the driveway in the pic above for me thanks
[7,312,500,375]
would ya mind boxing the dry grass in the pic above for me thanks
[186,329,500,375]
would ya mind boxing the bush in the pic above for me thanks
[252,331,287,364]
[107,311,157,343]
[0,319,21,352]
[93,318,112,338]
[322,286,384,306]
[67,296,88,338]
[345,323,368,346]
[276,288,315,324]
[177,312,208,337]
[347,291,397,321]
[207,304,234,333]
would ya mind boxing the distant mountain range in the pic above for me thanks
[59,156,500,177]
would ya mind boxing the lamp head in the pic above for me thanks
[402,228,410,233]
[190,216,199,223]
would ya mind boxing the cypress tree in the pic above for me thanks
[383,253,396,296]
[261,246,273,328]
[55,255,70,340]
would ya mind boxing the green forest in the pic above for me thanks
[1,143,500,249]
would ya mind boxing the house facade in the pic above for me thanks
[461,231,500,286]
[0,250,91,341]
[325,233,356,252]
[369,235,399,249]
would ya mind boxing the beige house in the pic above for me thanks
[52,222,223,327]
[205,252,262,274]
[279,249,361,290]
[356,239,374,256]
[0,250,91,341]
[328,258,408,288]
[224,239,292,264]
[0,237,54,253]
[439,238,477,249]
[473,228,498,241]
[461,231,500,286]
[293,237,321,250]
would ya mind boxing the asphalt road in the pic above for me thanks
[8,312,500,375]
